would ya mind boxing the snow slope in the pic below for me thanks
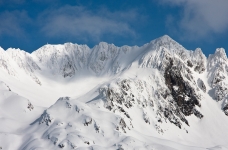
[1,35,228,149]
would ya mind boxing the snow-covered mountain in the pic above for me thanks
[1,35,228,150]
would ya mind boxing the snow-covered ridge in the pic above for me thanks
[1,35,228,149]
[0,35,206,79]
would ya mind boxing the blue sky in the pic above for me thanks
[0,0,228,56]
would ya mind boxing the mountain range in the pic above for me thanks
[0,35,228,150]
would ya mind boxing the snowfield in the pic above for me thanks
[1,35,228,149]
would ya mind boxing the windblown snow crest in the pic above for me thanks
[1,35,228,150]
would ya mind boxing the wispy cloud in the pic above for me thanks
[0,10,30,37]
[38,5,139,42]
[161,0,228,40]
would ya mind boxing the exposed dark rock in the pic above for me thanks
[163,108,186,128]
[106,105,112,111]
[155,124,164,134]
[27,102,34,111]
[197,78,206,93]
[84,117,92,126]
[66,101,72,108]
[143,113,150,124]
[117,145,124,150]
[71,144,77,149]
[107,88,123,105]
[223,104,228,116]
[119,118,127,133]
[164,59,203,127]
[118,106,125,113]
[101,59,203,132]
[105,81,135,111]
[194,66,205,73]
[75,105,81,113]
[215,85,228,101]
[94,122,100,133]
[58,143,65,148]
[116,126,119,131]
[84,141,90,145]
[117,106,131,118]
[7,85,11,91]
[187,60,193,67]
[62,60,75,78]
[161,90,170,99]
[59,97,70,101]
[33,76,42,85]
[193,109,204,119]
[39,111,53,126]
[211,69,225,88]
[49,136,58,145]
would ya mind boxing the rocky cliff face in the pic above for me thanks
[98,43,204,131]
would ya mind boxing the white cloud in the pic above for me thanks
[162,0,228,40]
[0,10,30,37]
[39,5,138,42]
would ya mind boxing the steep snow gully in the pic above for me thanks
[1,35,228,149]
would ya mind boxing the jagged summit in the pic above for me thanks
[210,48,227,60]
[150,35,183,48]
[155,34,174,42]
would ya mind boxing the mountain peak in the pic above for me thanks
[195,48,203,53]
[209,48,227,61]
[158,34,173,42]
[215,48,227,57]
[97,42,111,49]
[150,35,180,47]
